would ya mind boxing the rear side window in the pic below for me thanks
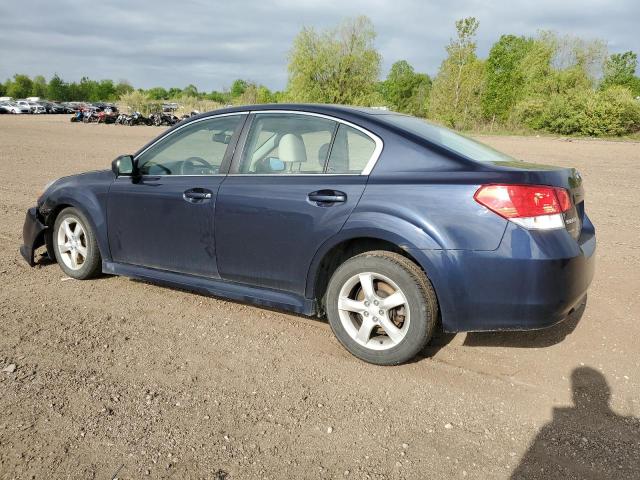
[325,124,377,174]
[383,114,516,163]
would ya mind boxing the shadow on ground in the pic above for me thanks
[511,366,640,479]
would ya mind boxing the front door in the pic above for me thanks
[215,112,381,294]
[107,114,246,277]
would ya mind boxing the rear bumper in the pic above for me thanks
[20,207,47,266]
[413,216,596,332]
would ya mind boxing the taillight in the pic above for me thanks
[474,184,572,230]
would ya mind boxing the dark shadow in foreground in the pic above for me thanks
[463,297,586,349]
[511,367,640,479]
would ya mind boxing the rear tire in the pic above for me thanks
[53,207,101,280]
[325,251,438,365]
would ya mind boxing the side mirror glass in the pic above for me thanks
[112,155,135,177]
[268,157,285,172]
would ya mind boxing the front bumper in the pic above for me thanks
[20,207,47,266]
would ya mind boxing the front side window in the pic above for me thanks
[137,115,244,175]
[238,113,337,174]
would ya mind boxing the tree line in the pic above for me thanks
[2,16,639,136]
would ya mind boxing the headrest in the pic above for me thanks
[279,134,306,163]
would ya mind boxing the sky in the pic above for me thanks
[0,0,637,92]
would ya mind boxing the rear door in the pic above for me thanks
[215,112,382,295]
[107,114,246,277]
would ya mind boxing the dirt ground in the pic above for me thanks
[0,115,638,479]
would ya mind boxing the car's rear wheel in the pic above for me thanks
[325,251,438,365]
[53,207,101,280]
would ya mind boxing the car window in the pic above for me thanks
[238,113,337,174]
[137,115,244,176]
[325,124,377,174]
[381,114,516,163]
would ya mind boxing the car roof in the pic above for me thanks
[195,103,397,121]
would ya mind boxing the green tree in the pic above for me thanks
[234,83,275,105]
[429,17,485,129]
[0,81,5,97]
[167,87,183,98]
[230,79,248,98]
[6,74,34,98]
[95,79,116,101]
[207,90,228,103]
[115,81,134,97]
[601,51,640,95]
[31,75,48,98]
[47,74,69,100]
[147,87,169,100]
[68,76,99,101]
[182,84,199,97]
[256,85,275,103]
[482,35,534,122]
[287,16,381,105]
[380,60,431,115]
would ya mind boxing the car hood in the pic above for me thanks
[39,169,114,205]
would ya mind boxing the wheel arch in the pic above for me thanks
[306,229,443,318]
[42,192,110,262]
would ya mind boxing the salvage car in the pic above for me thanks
[3,101,30,114]
[20,104,596,365]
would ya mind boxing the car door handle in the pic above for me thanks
[183,188,213,203]
[308,190,347,205]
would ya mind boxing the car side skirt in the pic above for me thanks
[102,261,316,316]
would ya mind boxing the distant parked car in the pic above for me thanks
[41,102,65,114]
[15,100,33,113]
[28,102,47,114]
[21,104,596,365]
[0,102,10,114]
[3,101,30,114]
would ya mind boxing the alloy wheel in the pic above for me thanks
[337,272,410,350]
[56,216,88,271]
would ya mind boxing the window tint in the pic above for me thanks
[137,115,244,175]
[325,124,377,174]
[239,114,336,174]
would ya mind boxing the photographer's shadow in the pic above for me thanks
[512,366,640,478]
[463,298,586,349]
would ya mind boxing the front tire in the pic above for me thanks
[53,207,101,279]
[326,251,438,365]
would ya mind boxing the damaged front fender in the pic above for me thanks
[19,207,48,266]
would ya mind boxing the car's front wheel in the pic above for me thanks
[53,207,101,279]
[326,251,438,365]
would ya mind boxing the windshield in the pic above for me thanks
[382,114,518,163]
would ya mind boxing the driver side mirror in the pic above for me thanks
[111,154,136,177]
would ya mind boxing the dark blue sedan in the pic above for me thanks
[20,104,595,364]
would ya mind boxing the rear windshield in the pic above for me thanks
[382,114,517,163]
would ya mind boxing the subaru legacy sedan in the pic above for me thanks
[20,104,595,365]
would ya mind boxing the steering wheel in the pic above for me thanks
[179,156,216,175]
